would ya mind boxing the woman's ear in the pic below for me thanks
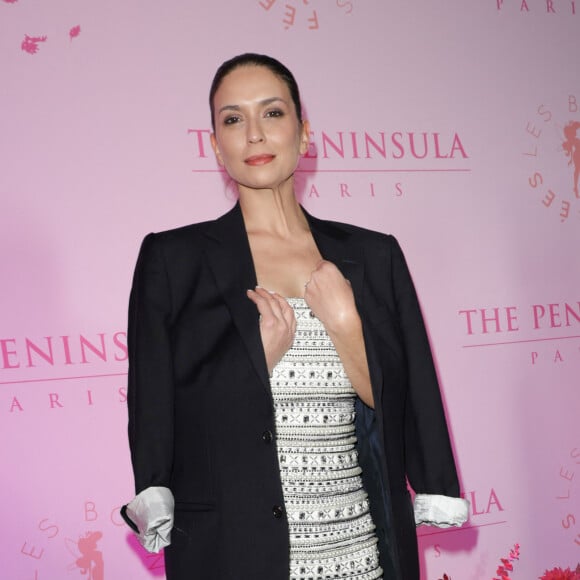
[299,120,310,155]
[210,133,224,166]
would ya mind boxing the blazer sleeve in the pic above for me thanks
[127,233,175,494]
[389,236,460,498]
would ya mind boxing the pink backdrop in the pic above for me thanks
[1,1,579,578]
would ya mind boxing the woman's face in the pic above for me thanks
[210,65,309,194]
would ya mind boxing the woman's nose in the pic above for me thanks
[247,119,265,144]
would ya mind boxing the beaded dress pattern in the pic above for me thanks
[270,298,383,580]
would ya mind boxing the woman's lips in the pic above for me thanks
[244,154,275,166]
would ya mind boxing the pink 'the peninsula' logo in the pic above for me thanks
[258,0,354,31]
[188,126,470,200]
[524,95,580,224]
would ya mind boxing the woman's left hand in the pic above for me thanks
[304,260,374,408]
[304,260,359,334]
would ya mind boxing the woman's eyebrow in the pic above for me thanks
[217,97,288,115]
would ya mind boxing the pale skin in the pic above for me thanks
[210,65,374,408]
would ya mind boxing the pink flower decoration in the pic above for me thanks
[492,543,520,580]
[69,25,81,41]
[501,559,514,571]
[539,566,580,580]
[21,34,48,55]
[2,0,19,4]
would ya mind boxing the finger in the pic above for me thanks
[308,261,330,285]
[271,292,290,312]
[255,287,286,318]
[247,289,272,315]
[270,294,296,331]
[289,310,297,334]
[247,288,283,320]
[305,274,322,297]
[303,284,314,308]
[272,295,295,328]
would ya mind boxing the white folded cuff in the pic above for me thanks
[414,493,469,528]
[125,486,174,553]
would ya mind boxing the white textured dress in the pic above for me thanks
[269,298,383,580]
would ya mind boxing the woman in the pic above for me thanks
[122,53,468,580]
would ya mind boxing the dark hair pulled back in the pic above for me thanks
[209,53,303,130]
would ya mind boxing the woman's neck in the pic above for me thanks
[239,185,308,238]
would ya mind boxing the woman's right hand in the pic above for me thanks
[247,287,296,375]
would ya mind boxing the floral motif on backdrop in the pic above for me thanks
[437,543,579,580]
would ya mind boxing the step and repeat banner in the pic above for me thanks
[1,1,579,578]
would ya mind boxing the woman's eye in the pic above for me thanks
[265,109,284,118]
[224,115,241,125]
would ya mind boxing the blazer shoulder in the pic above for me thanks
[144,220,211,245]
[138,205,238,253]
[308,211,399,250]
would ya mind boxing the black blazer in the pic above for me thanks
[126,202,460,580]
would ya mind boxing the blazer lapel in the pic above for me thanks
[203,203,271,393]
